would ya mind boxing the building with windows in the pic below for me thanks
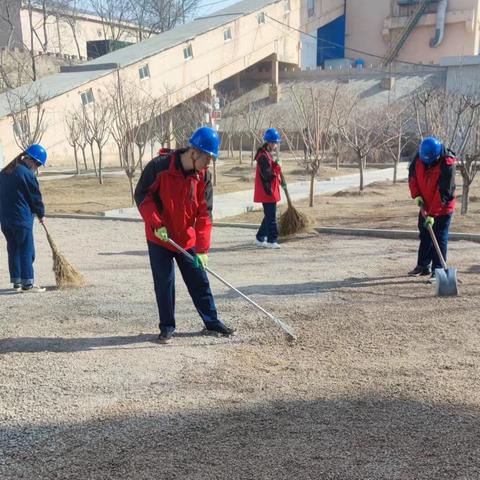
[346,0,480,66]
[0,0,345,166]
[0,1,143,60]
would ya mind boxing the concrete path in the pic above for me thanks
[104,164,409,221]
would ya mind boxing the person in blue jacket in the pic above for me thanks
[0,144,47,293]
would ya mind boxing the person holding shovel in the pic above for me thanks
[408,136,456,279]
[0,144,47,293]
[254,128,284,249]
[134,126,235,343]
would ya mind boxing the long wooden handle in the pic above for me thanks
[280,172,293,208]
[421,209,448,270]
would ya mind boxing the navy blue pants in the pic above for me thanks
[1,225,35,285]
[417,213,452,271]
[256,202,278,243]
[147,241,219,331]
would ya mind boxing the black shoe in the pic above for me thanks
[408,266,431,277]
[203,322,235,337]
[158,327,175,343]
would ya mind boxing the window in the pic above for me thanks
[81,88,95,106]
[307,0,315,17]
[139,64,150,80]
[223,27,232,41]
[284,0,291,14]
[183,44,193,60]
[257,12,265,24]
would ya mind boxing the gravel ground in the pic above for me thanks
[1,218,480,479]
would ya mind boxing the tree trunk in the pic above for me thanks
[27,3,37,81]
[461,179,470,215]
[73,147,79,174]
[81,147,88,171]
[251,138,256,166]
[128,175,135,204]
[97,144,103,185]
[239,135,243,164]
[90,144,98,177]
[358,153,365,191]
[309,170,315,207]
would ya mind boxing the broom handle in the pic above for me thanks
[166,238,296,340]
[280,172,293,208]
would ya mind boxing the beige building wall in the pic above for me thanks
[347,0,480,65]
[0,0,345,167]
[16,7,141,59]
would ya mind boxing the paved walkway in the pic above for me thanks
[104,164,409,221]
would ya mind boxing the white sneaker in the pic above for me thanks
[266,242,281,249]
[254,239,268,247]
[21,284,46,293]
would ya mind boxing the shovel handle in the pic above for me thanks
[421,210,448,270]
[166,238,296,340]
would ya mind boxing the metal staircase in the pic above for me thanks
[382,0,431,66]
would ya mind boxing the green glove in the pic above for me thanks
[194,253,208,270]
[424,216,434,228]
[415,196,424,208]
[154,226,168,242]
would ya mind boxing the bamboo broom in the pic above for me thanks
[42,223,86,288]
[278,172,309,236]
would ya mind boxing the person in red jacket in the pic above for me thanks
[254,128,283,249]
[134,126,234,343]
[408,136,456,279]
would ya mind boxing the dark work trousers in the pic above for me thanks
[256,202,278,243]
[147,240,219,331]
[1,225,35,285]
[417,213,452,271]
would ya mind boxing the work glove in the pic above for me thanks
[424,216,435,228]
[194,253,208,270]
[414,196,424,208]
[154,226,168,242]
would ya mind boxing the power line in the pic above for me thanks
[264,13,445,69]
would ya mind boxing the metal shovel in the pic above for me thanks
[422,213,458,297]
[166,238,297,341]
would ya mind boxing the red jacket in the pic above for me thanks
[134,149,213,253]
[254,147,282,203]
[408,155,456,216]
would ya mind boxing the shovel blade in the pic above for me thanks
[434,267,459,297]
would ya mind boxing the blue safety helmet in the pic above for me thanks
[419,136,443,165]
[189,126,220,159]
[263,128,281,143]
[25,144,47,166]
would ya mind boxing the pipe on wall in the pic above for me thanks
[430,0,448,48]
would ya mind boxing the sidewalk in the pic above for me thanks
[103,164,409,221]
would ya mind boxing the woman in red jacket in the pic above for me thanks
[254,128,283,249]
[408,136,456,279]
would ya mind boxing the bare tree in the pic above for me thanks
[110,75,161,202]
[82,99,112,184]
[65,111,82,173]
[281,84,338,207]
[244,104,265,166]
[384,102,414,183]
[89,0,135,47]
[335,89,395,191]
[6,87,48,149]
[144,0,201,33]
